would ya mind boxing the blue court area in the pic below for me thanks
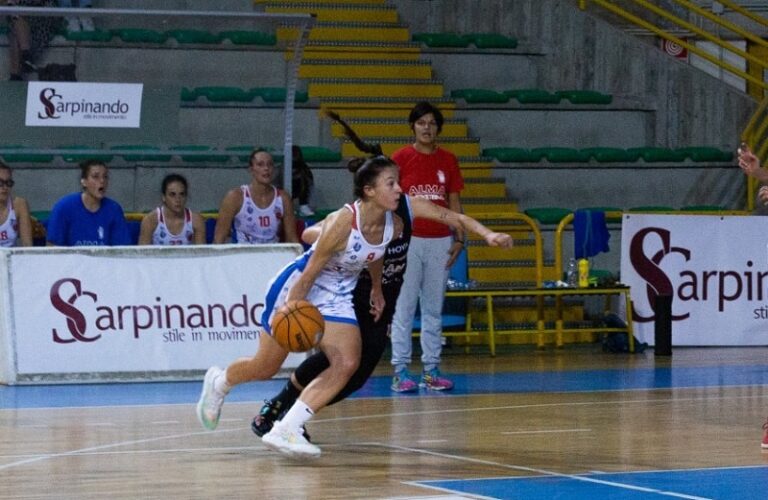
[416,465,768,500]
[2,363,768,409]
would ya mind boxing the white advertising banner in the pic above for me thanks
[6,245,302,377]
[25,82,143,128]
[620,214,768,346]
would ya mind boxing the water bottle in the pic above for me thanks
[578,258,590,288]
[566,258,577,287]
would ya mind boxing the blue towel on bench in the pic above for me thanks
[574,209,610,258]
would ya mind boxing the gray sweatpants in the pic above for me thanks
[390,235,452,372]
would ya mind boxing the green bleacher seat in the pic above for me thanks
[180,87,198,102]
[482,147,540,162]
[195,86,253,103]
[464,33,518,49]
[675,147,733,162]
[628,206,676,212]
[0,145,53,163]
[627,147,687,163]
[524,207,573,225]
[109,145,172,162]
[504,89,561,104]
[556,90,613,105]
[0,25,8,36]
[30,210,51,221]
[580,206,623,222]
[580,147,639,163]
[165,29,221,44]
[169,145,229,162]
[300,146,341,163]
[224,146,284,163]
[450,88,509,103]
[531,147,591,163]
[225,145,257,162]
[679,205,727,212]
[219,30,277,46]
[111,28,168,44]
[63,29,112,42]
[58,145,114,163]
[412,32,470,48]
[251,87,309,103]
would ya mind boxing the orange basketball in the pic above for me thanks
[270,300,325,352]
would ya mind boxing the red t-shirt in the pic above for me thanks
[392,145,464,238]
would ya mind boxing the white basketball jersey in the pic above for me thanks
[311,200,395,296]
[233,185,284,244]
[152,206,194,245]
[0,198,19,248]
[261,200,395,329]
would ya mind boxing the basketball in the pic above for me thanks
[270,300,325,352]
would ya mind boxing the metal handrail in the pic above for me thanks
[717,0,768,29]
[580,0,768,90]
[553,209,750,278]
[578,0,768,210]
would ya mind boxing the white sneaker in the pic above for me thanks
[298,204,315,216]
[196,366,227,430]
[65,17,80,32]
[262,421,321,459]
[79,17,95,32]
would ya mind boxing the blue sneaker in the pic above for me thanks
[421,368,454,391]
[391,370,418,392]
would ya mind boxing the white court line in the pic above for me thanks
[0,427,244,471]
[2,381,768,413]
[307,392,768,425]
[501,428,591,435]
[383,443,713,500]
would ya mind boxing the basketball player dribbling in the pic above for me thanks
[197,156,404,459]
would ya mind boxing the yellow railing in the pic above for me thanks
[578,0,768,210]
[578,0,768,91]
[553,209,749,278]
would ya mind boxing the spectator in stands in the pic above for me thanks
[57,0,94,32]
[292,145,315,216]
[389,101,465,393]
[213,149,299,244]
[5,0,59,80]
[738,143,768,207]
[0,161,32,246]
[46,159,131,246]
[138,173,206,245]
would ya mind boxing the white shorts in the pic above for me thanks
[260,251,358,334]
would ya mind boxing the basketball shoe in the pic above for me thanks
[196,366,228,430]
[421,368,454,391]
[251,399,283,436]
[391,369,418,392]
[762,417,768,449]
[251,400,312,441]
[262,421,321,459]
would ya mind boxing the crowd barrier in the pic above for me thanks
[0,243,305,385]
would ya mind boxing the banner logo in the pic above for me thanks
[26,82,143,128]
[50,278,100,344]
[629,227,690,322]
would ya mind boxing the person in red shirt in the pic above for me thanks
[389,101,465,392]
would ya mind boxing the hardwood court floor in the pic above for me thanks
[2,346,768,499]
